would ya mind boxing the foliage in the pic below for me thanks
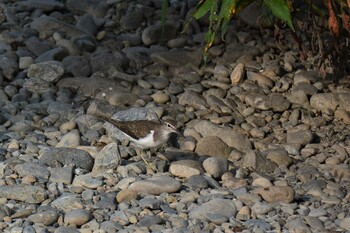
[192,0,294,52]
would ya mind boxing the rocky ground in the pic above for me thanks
[0,0,350,232]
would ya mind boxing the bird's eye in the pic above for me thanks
[167,123,171,128]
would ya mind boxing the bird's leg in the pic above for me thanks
[136,148,158,172]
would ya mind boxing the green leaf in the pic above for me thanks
[193,0,216,19]
[264,0,295,31]
[161,0,168,37]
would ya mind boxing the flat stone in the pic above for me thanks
[195,136,231,158]
[14,162,50,180]
[286,129,313,146]
[0,185,46,204]
[151,49,202,67]
[27,211,58,226]
[194,120,252,152]
[51,194,83,212]
[169,160,204,178]
[40,148,94,171]
[49,166,74,184]
[189,198,237,222]
[128,176,181,195]
[64,209,91,226]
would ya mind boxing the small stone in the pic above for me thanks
[202,157,228,179]
[64,209,91,226]
[188,175,208,189]
[189,198,237,223]
[56,129,80,148]
[340,217,350,231]
[169,160,204,178]
[230,63,244,85]
[28,211,58,226]
[253,186,295,203]
[116,189,139,203]
[286,129,313,146]
[73,173,103,189]
[252,177,273,188]
[27,61,65,82]
[196,136,231,158]
[49,166,74,184]
[19,57,34,69]
[92,143,121,176]
[151,91,170,104]
[236,206,251,221]
[128,176,181,195]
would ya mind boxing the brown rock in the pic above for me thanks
[195,136,231,158]
[253,186,295,203]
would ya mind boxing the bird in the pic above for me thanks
[97,115,180,171]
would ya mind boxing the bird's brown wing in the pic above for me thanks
[99,116,160,139]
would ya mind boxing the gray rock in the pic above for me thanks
[92,143,121,176]
[24,37,54,56]
[0,184,46,203]
[268,93,290,112]
[31,15,93,39]
[242,151,277,173]
[193,120,252,152]
[294,71,320,84]
[142,23,178,46]
[286,129,313,146]
[188,175,208,189]
[90,52,129,74]
[340,217,350,231]
[40,148,94,171]
[223,43,260,62]
[56,129,80,148]
[73,173,103,189]
[23,78,55,94]
[151,49,202,67]
[54,226,80,233]
[178,90,207,110]
[189,198,237,222]
[27,211,58,226]
[169,160,204,178]
[265,149,293,167]
[27,61,65,83]
[0,52,18,80]
[18,0,64,12]
[245,92,269,110]
[51,194,83,212]
[285,217,311,233]
[14,162,50,180]
[251,202,273,215]
[129,176,181,195]
[247,71,274,89]
[286,90,310,109]
[35,47,69,62]
[120,7,144,30]
[62,56,91,77]
[195,136,231,158]
[50,166,74,184]
[64,209,91,226]
[76,13,98,35]
[138,215,164,227]
[202,157,228,179]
